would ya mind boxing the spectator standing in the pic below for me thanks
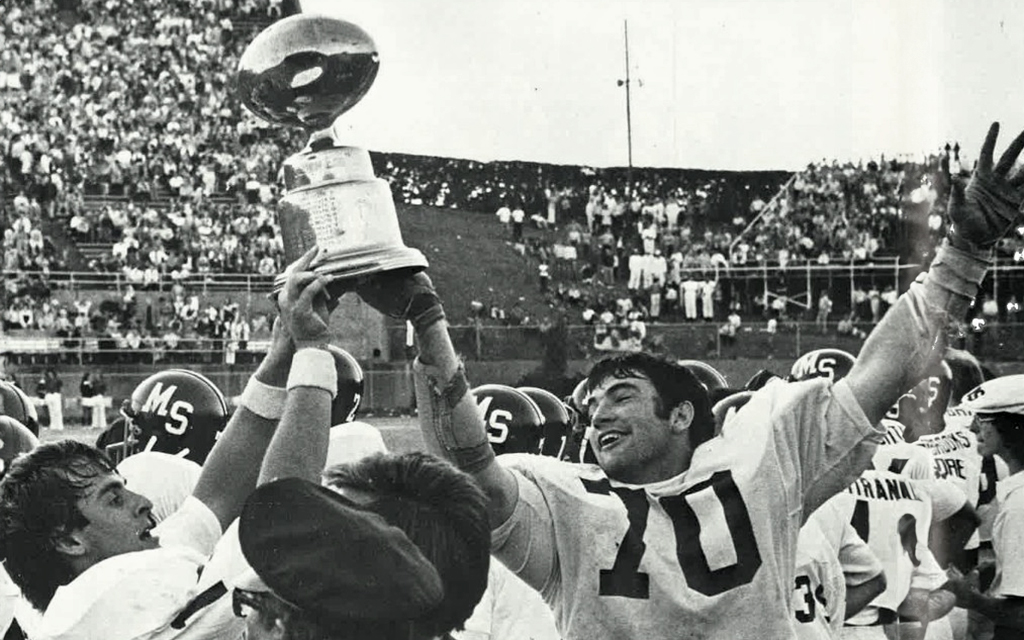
[817,292,833,334]
[511,206,525,242]
[495,204,511,238]
[41,368,63,431]
[681,275,700,321]
[868,284,882,323]
[538,263,550,293]
[701,275,718,321]
[79,373,95,427]
[1006,295,1020,323]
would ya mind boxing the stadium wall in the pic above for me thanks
[18,357,1024,427]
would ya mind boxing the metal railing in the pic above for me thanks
[5,319,1019,364]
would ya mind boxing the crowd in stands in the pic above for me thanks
[3,0,1017,358]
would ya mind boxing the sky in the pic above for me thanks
[294,0,1024,171]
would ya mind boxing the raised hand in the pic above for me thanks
[947,122,1024,251]
[355,270,446,330]
[276,247,334,348]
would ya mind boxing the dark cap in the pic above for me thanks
[239,477,444,624]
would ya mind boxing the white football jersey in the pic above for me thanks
[831,471,963,626]
[915,428,980,508]
[794,499,881,640]
[872,442,935,480]
[493,378,882,640]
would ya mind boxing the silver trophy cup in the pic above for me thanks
[236,14,428,294]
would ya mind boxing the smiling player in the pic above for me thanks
[356,122,1024,640]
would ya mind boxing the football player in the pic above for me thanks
[0,416,38,640]
[832,470,966,639]
[0,248,346,640]
[453,385,561,640]
[712,387,887,639]
[106,369,229,465]
[0,381,40,436]
[518,386,575,460]
[473,385,546,456]
[357,122,1024,639]
[328,345,364,427]
[793,351,936,482]
[794,498,886,640]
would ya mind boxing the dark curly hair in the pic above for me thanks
[318,452,491,640]
[586,351,715,450]
[0,440,116,611]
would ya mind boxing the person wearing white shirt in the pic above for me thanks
[944,375,1024,640]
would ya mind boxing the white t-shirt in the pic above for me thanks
[493,378,881,640]
[454,560,561,640]
[37,497,229,640]
[992,472,1024,598]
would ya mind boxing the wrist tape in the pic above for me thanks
[408,291,446,331]
[239,376,286,420]
[286,348,338,399]
[925,240,991,300]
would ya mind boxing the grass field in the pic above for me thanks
[39,416,428,454]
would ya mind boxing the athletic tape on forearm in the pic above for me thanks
[413,359,495,473]
[886,240,992,382]
[408,292,447,331]
[921,240,992,318]
[239,376,286,420]
[927,240,991,297]
[286,348,338,399]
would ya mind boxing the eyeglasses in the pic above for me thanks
[232,588,270,619]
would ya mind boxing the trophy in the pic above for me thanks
[236,14,428,294]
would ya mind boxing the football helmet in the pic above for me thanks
[518,386,573,459]
[0,415,39,478]
[744,368,782,392]
[788,348,856,383]
[111,369,229,465]
[328,345,364,426]
[712,390,756,436]
[677,360,729,392]
[564,378,595,464]
[0,381,40,436]
[886,361,954,440]
[472,384,545,456]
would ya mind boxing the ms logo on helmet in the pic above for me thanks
[141,383,194,435]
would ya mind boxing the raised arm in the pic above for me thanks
[845,123,1024,426]
[259,255,337,486]
[357,272,519,526]
[191,249,334,529]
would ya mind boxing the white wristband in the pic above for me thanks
[286,348,338,399]
[239,376,286,420]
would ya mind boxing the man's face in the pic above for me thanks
[70,472,158,563]
[586,374,688,484]
[972,414,1006,459]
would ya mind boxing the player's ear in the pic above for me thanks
[669,401,694,434]
[52,528,88,558]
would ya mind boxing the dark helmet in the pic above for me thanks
[887,361,954,440]
[0,416,39,478]
[789,348,856,383]
[518,386,573,459]
[328,345,364,426]
[472,384,545,456]
[0,381,39,436]
[744,368,782,392]
[113,369,229,465]
[712,390,756,436]
[677,360,729,393]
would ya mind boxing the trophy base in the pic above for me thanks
[273,246,429,295]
